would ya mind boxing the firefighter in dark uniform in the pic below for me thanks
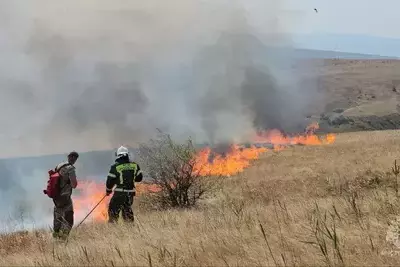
[105,146,143,223]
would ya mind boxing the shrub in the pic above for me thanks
[137,130,213,209]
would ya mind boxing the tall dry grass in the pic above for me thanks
[2,130,400,266]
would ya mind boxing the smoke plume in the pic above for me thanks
[0,0,316,157]
[0,0,320,230]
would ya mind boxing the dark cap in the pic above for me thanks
[68,151,79,158]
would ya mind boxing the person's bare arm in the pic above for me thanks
[69,168,78,189]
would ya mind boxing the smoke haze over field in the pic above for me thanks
[0,0,318,158]
[0,0,322,230]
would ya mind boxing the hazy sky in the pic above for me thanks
[281,0,400,38]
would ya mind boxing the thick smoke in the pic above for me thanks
[0,0,314,157]
[0,0,320,230]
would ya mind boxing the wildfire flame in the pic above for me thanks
[73,181,108,222]
[254,122,336,146]
[72,122,336,223]
[193,145,268,177]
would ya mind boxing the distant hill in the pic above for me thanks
[0,149,116,182]
[291,48,395,60]
[292,33,400,59]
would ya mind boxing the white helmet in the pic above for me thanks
[116,145,129,158]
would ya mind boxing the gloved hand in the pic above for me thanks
[106,189,112,196]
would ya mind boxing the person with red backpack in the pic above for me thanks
[44,151,79,240]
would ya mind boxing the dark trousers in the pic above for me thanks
[108,192,134,223]
[53,197,74,238]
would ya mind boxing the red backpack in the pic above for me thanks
[43,163,70,199]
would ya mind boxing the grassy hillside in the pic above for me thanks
[291,59,400,133]
[2,130,400,266]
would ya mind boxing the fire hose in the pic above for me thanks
[76,194,108,229]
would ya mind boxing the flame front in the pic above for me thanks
[193,145,268,177]
[254,122,336,146]
[72,122,336,223]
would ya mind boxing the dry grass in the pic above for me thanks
[3,130,400,266]
[294,59,400,117]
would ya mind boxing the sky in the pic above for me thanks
[237,0,400,57]
[282,0,400,38]
[284,0,400,57]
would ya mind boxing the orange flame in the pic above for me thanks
[73,181,109,222]
[193,145,268,177]
[72,122,336,223]
[254,122,336,146]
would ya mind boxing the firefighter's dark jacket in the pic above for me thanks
[106,156,143,194]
